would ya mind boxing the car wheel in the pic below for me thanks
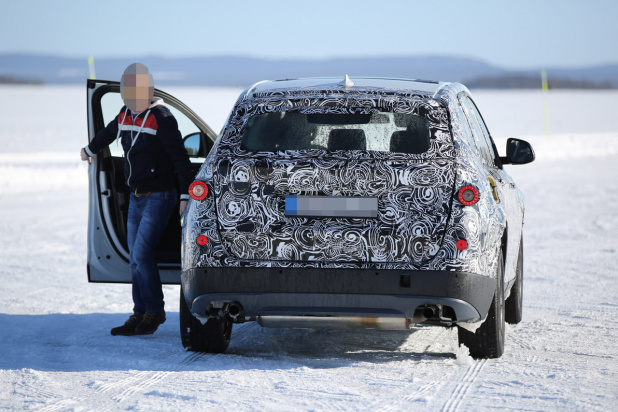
[457,251,505,359]
[179,287,232,353]
[505,238,523,324]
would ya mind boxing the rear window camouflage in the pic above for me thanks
[241,112,431,154]
[218,90,454,160]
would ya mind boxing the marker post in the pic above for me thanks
[88,56,96,80]
[541,70,551,140]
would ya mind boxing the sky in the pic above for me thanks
[1,0,617,69]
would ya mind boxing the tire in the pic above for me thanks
[457,251,505,359]
[505,238,523,324]
[179,287,232,353]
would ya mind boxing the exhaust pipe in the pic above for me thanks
[257,316,412,330]
[205,301,243,320]
[257,306,440,329]
[412,305,438,323]
[227,302,243,320]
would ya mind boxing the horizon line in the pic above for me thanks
[2,52,617,71]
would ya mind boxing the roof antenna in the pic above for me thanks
[338,74,354,88]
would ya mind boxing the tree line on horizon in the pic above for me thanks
[2,73,612,89]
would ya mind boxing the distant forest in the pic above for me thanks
[465,75,613,89]
[0,75,43,85]
[3,74,613,89]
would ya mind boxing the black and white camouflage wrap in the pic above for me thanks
[182,84,509,280]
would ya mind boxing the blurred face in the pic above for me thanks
[121,73,154,113]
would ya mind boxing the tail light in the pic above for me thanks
[456,239,468,251]
[197,235,208,246]
[458,185,479,206]
[189,181,208,200]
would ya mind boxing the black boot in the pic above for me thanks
[111,313,143,336]
[135,311,166,335]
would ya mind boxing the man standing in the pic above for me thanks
[81,63,192,336]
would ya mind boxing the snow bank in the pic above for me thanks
[494,132,618,161]
[0,153,87,195]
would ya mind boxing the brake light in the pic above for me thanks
[189,181,208,200]
[197,235,208,246]
[458,186,479,206]
[456,239,468,251]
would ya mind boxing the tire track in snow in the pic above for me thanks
[441,359,488,412]
[509,332,534,351]
[110,351,205,403]
[95,370,155,394]
[379,379,447,410]
[38,351,205,411]
[38,398,84,412]
[111,370,174,403]
[93,349,180,393]
[376,327,453,411]
[403,380,447,403]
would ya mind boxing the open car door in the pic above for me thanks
[86,79,217,283]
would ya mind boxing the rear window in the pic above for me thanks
[240,111,430,154]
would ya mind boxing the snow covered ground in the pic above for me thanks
[0,86,617,411]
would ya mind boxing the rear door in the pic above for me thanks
[86,79,217,283]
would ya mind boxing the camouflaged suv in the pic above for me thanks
[179,76,534,358]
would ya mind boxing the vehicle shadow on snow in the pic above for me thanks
[227,322,457,366]
[0,313,455,372]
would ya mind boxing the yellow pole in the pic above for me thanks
[541,70,550,139]
[88,56,96,80]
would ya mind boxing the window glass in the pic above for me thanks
[240,111,431,154]
[466,97,496,161]
[100,92,124,157]
[100,92,200,159]
[451,101,479,155]
[459,96,494,165]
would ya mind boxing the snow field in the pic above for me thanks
[0,86,617,411]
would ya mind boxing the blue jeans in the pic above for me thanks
[127,189,177,314]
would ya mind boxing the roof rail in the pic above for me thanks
[244,80,270,98]
[432,82,451,98]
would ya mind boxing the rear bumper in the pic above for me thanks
[181,267,496,323]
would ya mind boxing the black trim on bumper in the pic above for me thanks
[182,267,496,322]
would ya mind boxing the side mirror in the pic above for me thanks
[501,138,535,165]
[183,132,205,157]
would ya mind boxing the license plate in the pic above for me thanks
[285,195,378,218]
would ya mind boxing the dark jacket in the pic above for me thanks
[85,98,192,200]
